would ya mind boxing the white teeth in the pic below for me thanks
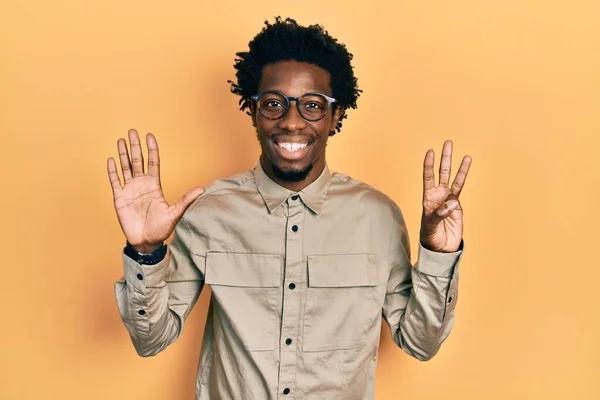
[277,142,308,152]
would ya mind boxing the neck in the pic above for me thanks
[260,155,325,192]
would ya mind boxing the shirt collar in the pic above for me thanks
[254,160,332,215]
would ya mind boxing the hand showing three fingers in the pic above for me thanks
[107,129,205,253]
[419,140,472,253]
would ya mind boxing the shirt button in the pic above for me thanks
[448,296,453,303]
[283,388,290,395]
[136,273,143,280]
[291,195,299,200]
[138,310,146,315]
[285,338,292,345]
[292,225,299,232]
[288,283,296,290]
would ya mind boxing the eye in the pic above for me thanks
[264,100,284,108]
[304,102,324,109]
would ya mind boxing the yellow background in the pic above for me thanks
[1,1,599,399]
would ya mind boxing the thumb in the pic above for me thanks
[434,194,460,219]
[169,186,205,222]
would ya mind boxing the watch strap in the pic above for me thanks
[124,241,167,265]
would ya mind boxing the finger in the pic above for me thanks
[423,149,435,191]
[450,155,472,197]
[438,140,453,188]
[107,157,122,197]
[168,186,206,223]
[146,133,160,178]
[434,198,460,219]
[117,137,133,184]
[444,193,462,210]
[423,200,457,227]
[128,129,144,177]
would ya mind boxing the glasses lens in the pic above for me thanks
[299,94,329,121]
[257,92,287,119]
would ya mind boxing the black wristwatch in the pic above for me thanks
[124,241,167,265]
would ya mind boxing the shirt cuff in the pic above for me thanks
[122,249,171,291]
[414,239,464,277]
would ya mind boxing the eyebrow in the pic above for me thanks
[258,89,332,97]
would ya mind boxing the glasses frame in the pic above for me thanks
[250,90,338,122]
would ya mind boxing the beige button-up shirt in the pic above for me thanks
[115,162,464,400]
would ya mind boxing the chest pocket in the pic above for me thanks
[302,253,380,352]
[205,252,282,351]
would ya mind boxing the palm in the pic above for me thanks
[113,175,173,246]
[421,185,463,252]
[420,140,472,253]
[107,129,205,252]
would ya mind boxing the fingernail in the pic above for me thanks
[447,200,459,209]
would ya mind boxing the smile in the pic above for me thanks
[275,142,309,152]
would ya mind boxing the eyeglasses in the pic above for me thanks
[251,90,337,122]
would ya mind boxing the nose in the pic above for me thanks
[277,100,307,132]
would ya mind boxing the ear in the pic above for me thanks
[329,106,343,133]
[249,100,257,127]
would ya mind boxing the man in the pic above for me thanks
[108,17,472,400]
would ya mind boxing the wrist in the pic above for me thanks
[125,241,167,265]
[131,242,164,254]
[419,237,461,253]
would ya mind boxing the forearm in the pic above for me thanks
[114,277,181,357]
[115,252,184,357]
[392,266,457,361]
[385,240,462,361]
[115,215,205,356]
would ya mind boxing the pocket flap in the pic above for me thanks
[205,252,282,287]
[307,254,378,288]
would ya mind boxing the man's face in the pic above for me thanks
[251,60,342,185]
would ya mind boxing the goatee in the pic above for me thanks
[271,162,313,182]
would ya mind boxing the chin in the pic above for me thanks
[271,161,313,182]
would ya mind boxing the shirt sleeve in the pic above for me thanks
[114,216,204,357]
[381,204,464,361]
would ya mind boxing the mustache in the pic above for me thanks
[270,133,317,143]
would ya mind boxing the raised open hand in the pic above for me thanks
[107,129,205,253]
[419,140,472,253]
